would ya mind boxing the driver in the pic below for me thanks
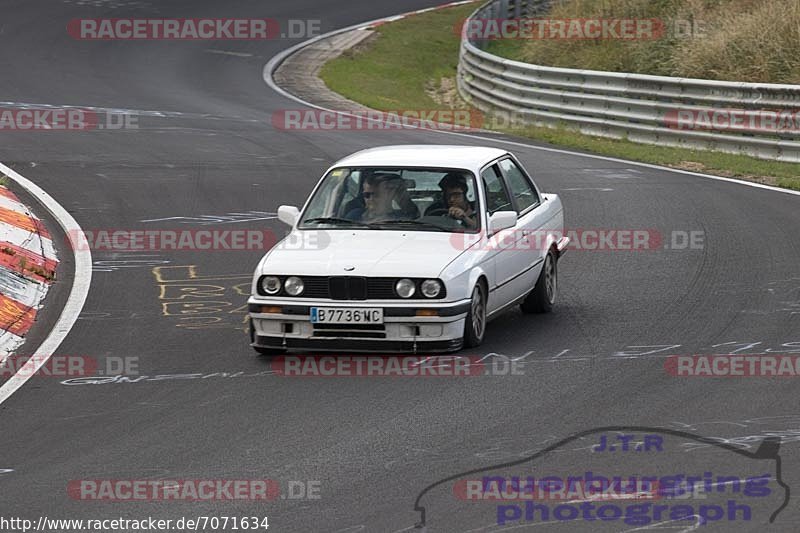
[437,173,477,229]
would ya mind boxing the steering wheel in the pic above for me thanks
[426,207,451,217]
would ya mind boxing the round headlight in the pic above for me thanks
[421,279,442,298]
[261,276,281,295]
[284,276,305,296]
[395,278,416,298]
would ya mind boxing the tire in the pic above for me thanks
[463,282,487,348]
[249,317,286,355]
[521,250,557,314]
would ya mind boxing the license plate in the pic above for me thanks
[310,307,383,324]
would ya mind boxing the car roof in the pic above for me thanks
[332,145,509,170]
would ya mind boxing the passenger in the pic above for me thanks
[346,174,418,222]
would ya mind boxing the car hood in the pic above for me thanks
[259,230,467,278]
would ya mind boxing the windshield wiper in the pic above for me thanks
[303,217,369,226]
[369,219,448,231]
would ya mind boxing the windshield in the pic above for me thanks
[299,167,481,233]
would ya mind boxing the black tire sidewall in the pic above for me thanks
[464,283,486,347]
[521,250,556,313]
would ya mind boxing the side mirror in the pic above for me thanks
[489,211,517,233]
[277,205,300,227]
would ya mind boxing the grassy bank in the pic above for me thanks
[320,2,800,191]
[486,0,800,84]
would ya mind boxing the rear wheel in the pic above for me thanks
[521,250,557,314]
[463,283,487,348]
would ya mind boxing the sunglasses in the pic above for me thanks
[362,191,377,199]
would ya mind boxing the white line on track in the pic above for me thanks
[0,162,92,406]
[262,5,800,198]
[205,49,255,58]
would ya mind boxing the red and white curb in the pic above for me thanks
[0,183,59,359]
[0,162,90,405]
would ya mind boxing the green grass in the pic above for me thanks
[320,1,800,192]
[499,123,800,190]
[320,2,478,110]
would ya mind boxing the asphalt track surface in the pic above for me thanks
[0,1,799,531]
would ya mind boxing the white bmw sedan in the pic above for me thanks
[248,145,568,354]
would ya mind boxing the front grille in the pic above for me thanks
[329,276,368,300]
[302,277,330,298]
[367,278,397,299]
[258,276,445,299]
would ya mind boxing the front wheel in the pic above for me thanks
[521,250,557,314]
[463,283,487,348]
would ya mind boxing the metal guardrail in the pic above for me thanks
[457,0,800,161]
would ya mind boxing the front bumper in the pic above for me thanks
[248,298,470,353]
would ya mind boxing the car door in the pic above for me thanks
[480,163,523,313]
[497,156,556,298]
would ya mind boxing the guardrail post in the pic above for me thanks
[499,0,509,19]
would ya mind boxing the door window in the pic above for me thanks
[498,158,539,212]
[480,165,513,215]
